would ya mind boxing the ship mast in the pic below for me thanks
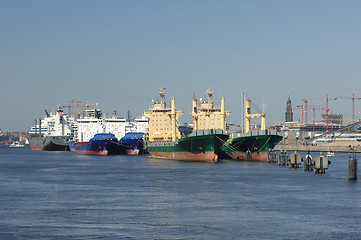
[221,96,226,131]
[158,87,166,108]
[192,97,198,130]
[171,97,177,142]
[245,97,266,133]
[206,88,213,109]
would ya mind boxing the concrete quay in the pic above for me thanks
[274,141,361,153]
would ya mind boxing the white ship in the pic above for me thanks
[68,108,148,152]
[9,141,25,148]
[28,107,76,151]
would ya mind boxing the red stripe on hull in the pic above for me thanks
[126,149,139,155]
[75,150,109,155]
[29,145,46,150]
[75,142,89,146]
[228,152,269,161]
[148,151,218,162]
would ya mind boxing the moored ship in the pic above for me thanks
[223,130,283,161]
[67,108,125,155]
[28,107,75,151]
[146,129,228,161]
[67,108,148,155]
[73,133,122,155]
[119,132,146,155]
[144,87,229,162]
[223,96,283,161]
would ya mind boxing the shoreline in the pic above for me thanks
[275,141,361,153]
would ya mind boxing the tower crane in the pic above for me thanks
[301,99,308,124]
[295,104,304,124]
[336,89,361,124]
[305,94,337,131]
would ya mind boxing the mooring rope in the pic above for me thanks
[215,135,245,154]
[255,137,271,154]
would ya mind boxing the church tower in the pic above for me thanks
[285,96,293,122]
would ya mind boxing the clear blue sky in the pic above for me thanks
[2,0,361,131]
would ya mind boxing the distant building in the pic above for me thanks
[285,96,293,122]
[321,113,343,125]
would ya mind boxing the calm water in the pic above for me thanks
[0,145,360,240]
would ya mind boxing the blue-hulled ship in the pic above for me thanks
[70,133,124,155]
[119,132,146,155]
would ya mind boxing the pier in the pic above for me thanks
[274,142,361,153]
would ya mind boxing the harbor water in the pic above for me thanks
[0,145,360,239]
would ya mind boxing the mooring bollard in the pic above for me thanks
[290,152,302,168]
[304,152,313,172]
[349,156,357,180]
[314,153,328,174]
[246,150,252,161]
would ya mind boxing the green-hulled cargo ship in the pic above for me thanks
[223,130,283,161]
[223,95,282,161]
[145,129,229,162]
[143,87,230,162]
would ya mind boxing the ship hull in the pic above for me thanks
[73,133,124,155]
[119,132,145,156]
[74,141,122,155]
[28,135,69,151]
[67,141,77,152]
[126,149,140,155]
[146,132,229,162]
[223,132,283,161]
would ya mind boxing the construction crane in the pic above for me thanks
[305,94,337,131]
[67,98,75,118]
[295,104,305,124]
[301,99,308,124]
[66,98,84,119]
[85,102,98,109]
[336,89,361,124]
[306,120,361,145]
[335,94,361,124]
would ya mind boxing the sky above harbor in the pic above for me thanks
[2,0,361,131]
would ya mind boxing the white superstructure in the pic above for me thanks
[125,116,149,133]
[134,116,148,133]
[29,107,75,137]
[105,117,127,140]
[76,117,105,142]
[75,108,149,142]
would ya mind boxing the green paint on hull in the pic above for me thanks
[145,132,229,161]
[223,131,283,161]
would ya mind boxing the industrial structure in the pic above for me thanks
[279,92,361,147]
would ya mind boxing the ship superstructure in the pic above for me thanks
[143,87,183,142]
[28,107,75,151]
[191,88,231,131]
[144,87,229,162]
[69,108,148,155]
